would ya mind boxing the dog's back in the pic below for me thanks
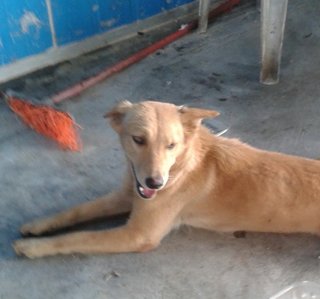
[180,127,320,235]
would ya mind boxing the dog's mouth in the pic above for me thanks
[136,179,157,199]
[131,164,157,200]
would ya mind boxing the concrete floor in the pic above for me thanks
[1,1,320,298]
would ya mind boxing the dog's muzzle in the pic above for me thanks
[131,164,157,199]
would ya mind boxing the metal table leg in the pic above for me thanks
[198,0,210,33]
[260,0,288,84]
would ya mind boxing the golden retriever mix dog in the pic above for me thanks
[14,100,320,258]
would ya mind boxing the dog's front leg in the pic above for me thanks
[14,227,150,258]
[20,191,132,236]
[14,197,182,258]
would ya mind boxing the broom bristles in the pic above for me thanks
[8,97,81,151]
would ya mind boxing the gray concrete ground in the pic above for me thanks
[1,1,320,298]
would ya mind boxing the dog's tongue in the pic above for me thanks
[143,187,156,198]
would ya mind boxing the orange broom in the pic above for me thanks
[4,92,81,151]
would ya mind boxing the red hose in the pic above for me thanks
[52,0,240,104]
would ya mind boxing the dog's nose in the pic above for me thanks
[145,176,164,189]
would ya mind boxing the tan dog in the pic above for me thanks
[13,100,320,258]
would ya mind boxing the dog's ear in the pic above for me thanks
[104,100,132,132]
[178,106,219,134]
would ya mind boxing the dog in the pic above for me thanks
[13,100,320,258]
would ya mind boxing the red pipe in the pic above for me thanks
[52,0,240,104]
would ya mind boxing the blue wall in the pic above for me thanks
[0,0,194,66]
[0,0,52,65]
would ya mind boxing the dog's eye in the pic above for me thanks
[167,143,176,150]
[132,136,146,145]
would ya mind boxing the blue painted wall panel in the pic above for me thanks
[52,0,196,46]
[0,2,10,65]
[51,0,101,46]
[134,0,194,21]
[98,0,136,32]
[0,0,52,65]
[165,0,194,10]
[134,0,166,21]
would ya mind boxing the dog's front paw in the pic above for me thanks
[13,239,45,259]
[20,220,49,236]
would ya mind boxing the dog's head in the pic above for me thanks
[105,100,219,200]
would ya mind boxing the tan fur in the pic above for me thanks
[13,100,320,258]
